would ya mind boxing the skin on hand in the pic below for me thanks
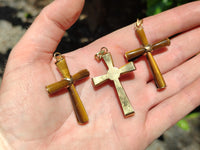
[0,0,200,149]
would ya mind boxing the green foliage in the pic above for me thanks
[176,112,200,131]
[146,0,196,16]
[177,119,190,131]
[24,13,32,19]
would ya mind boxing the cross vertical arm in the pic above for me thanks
[68,84,89,123]
[102,53,114,69]
[113,79,135,117]
[55,53,71,78]
[146,52,166,88]
[135,19,149,46]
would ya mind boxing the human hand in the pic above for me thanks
[0,0,199,149]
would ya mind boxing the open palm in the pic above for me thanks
[0,0,200,149]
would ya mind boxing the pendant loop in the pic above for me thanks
[95,47,108,61]
[135,19,143,28]
[54,52,64,62]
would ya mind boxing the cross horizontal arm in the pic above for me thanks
[125,38,170,61]
[46,69,89,94]
[151,38,170,50]
[125,47,146,61]
[92,74,109,86]
[72,69,90,82]
[46,80,71,94]
[119,62,136,74]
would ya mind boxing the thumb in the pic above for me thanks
[6,0,84,70]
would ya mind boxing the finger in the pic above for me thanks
[143,26,200,82]
[140,26,200,109]
[122,1,200,51]
[145,52,200,110]
[145,77,200,141]
[84,2,200,79]
[7,0,84,67]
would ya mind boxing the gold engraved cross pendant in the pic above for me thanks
[125,19,170,89]
[92,48,135,117]
[46,52,89,124]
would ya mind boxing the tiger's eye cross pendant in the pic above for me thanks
[92,47,135,117]
[46,52,89,124]
[125,19,170,89]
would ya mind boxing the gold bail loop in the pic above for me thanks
[135,19,143,28]
[95,47,108,61]
[54,52,64,62]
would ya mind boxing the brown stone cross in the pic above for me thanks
[46,52,89,124]
[92,48,135,117]
[125,19,170,89]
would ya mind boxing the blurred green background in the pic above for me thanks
[146,0,195,16]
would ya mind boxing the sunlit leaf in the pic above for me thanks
[176,119,190,131]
